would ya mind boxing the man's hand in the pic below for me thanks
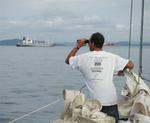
[76,39,87,49]
[117,71,125,76]
[65,39,86,64]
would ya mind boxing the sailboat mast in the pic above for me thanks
[139,0,145,77]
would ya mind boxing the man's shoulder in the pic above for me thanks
[79,51,118,58]
[102,51,117,57]
[80,51,93,56]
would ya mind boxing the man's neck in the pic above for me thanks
[94,47,102,51]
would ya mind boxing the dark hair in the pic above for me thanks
[90,32,105,48]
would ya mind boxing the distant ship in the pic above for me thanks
[16,37,55,47]
[104,42,114,47]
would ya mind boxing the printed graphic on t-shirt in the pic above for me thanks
[90,57,104,73]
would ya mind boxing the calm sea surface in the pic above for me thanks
[0,45,150,123]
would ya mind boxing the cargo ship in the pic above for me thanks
[16,37,55,47]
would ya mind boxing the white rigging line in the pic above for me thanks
[138,0,144,78]
[8,98,62,123]
[138,0,150,83]
[128,0,133,59]
[127,0,150,82]
[7,85,87,123]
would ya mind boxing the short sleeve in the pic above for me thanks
[115,55,129,72]
[69,56,80,70]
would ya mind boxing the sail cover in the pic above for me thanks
[119,69,150,122]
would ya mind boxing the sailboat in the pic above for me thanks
[7,0,150,123]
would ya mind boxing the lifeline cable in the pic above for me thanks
[8,98,62,123]
[7,85,86,123]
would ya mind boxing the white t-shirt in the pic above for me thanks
[69,51,129,106]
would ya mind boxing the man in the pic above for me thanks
[65,32,134,123]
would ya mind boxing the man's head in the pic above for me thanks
[89,32,105,51]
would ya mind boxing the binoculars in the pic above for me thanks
[77,39,89,44]
[84,40,89,44]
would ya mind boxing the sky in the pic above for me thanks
[0,0,150,42]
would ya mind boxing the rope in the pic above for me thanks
[128,0,133,59]
[138,0,145,78]
[79,84,86,92]
[7,85,86,123]
[141,76,150,83]
[8,98,62,123]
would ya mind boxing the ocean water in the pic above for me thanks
[0,45,150,123]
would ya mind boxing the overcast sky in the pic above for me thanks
[0,0,149,42]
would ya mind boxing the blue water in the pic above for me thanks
[0,46,150,123]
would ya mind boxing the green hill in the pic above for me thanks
[0,39,21,46]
